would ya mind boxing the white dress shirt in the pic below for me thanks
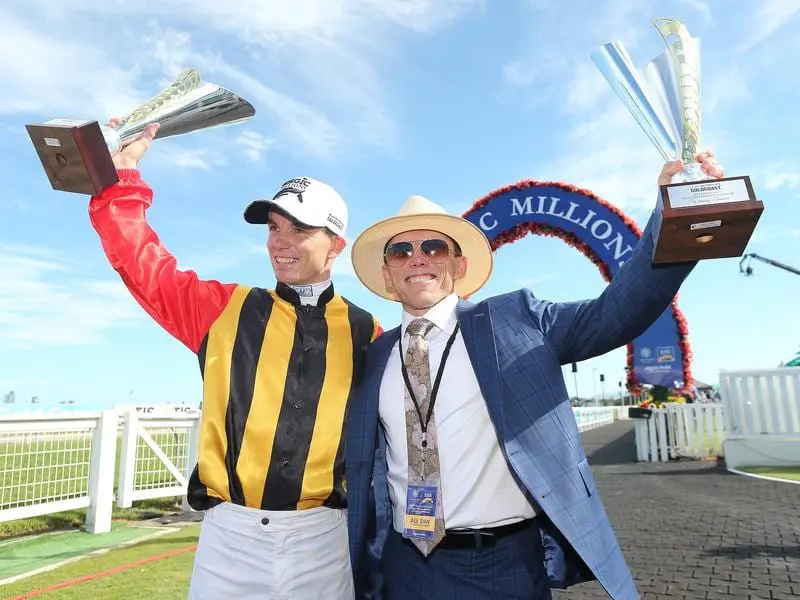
[379,294,537,533]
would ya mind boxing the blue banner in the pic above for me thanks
[463,182,685,389]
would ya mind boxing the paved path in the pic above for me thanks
[553,420,800,599]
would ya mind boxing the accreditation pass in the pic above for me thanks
[403,485,438,541]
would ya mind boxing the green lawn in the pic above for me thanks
[739,466,800,482]
[0,525,200,599]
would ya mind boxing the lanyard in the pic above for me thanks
[398,323,460,437]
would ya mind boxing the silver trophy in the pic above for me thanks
[26,68,256,195]
[590,18,762,264]
[591,18,704,183]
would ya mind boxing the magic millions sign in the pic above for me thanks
[463,180,692,391]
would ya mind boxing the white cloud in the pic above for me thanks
[760,166,800,192]
[502,61,538,88]
[739,0,800,50]
[153,146,229,171]
[1,1,484,166]
[0,244,145,347]
[677,0,713,22]
[0,10,144,118]
[236,131,276,163]
[704,64,753,117]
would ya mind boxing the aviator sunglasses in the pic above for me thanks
[383,239,460,267]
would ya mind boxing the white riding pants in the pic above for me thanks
[188,502,353,599]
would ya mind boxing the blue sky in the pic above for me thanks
[1,0,798,411]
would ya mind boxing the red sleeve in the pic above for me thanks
[88,169,237,353]
[371,318,383,341]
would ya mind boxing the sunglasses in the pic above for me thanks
[383,239,457,267]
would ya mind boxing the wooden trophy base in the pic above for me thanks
[25,119,119,196]
[652,175,764,264]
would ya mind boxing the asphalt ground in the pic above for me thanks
[554,420,800,599]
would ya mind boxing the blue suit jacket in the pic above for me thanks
[346,209,695,600]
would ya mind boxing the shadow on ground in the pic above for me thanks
[584,425,637,465]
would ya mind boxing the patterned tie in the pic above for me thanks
[403,318,446,555]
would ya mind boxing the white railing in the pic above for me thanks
[634,403,725,462]
[0,408,200,534]
[573,406,617,431]
[719,367,800,471]
[720,368,800,436]
[116,410,200,509]
[0,411,117,533]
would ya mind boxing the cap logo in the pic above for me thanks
[274,177,312,203]
[327,213,344,231]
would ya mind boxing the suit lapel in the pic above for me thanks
[456,299,504,423]
[354,327,400,464]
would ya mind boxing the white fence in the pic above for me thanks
[634,402,725,462]
[719,367,800,471]
[117,411,200,508]
[0,408,200,534]
[633,367,800,465]
[0,412,117,533]
[574,406,618,431]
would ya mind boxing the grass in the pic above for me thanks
[738,466,800,482]
[0,525,201,599]
[0,431,188,539]
[0,497,182,539]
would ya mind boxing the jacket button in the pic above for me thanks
[261,517,269,525]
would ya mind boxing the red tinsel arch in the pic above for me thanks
[463,179,693,394]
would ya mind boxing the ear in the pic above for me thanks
[327,235,346,260]
[381,264,396,294]
[453,255,468,281]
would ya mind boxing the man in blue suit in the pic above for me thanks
[346,153,724,599]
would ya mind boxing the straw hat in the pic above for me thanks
[351,195,493,301]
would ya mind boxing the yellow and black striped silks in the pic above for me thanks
[187,283,381,511]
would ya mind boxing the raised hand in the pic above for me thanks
[657,149,725,186]
[106,118,160,170]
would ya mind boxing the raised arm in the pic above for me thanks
[526,210,692,365]
[89,168,237,353]
[527,152,724,364]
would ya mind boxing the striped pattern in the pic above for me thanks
[188,283,379,511]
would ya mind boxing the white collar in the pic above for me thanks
[286,279,331,305]
[401,294,458,338]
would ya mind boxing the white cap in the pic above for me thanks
[243,176,348,237]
